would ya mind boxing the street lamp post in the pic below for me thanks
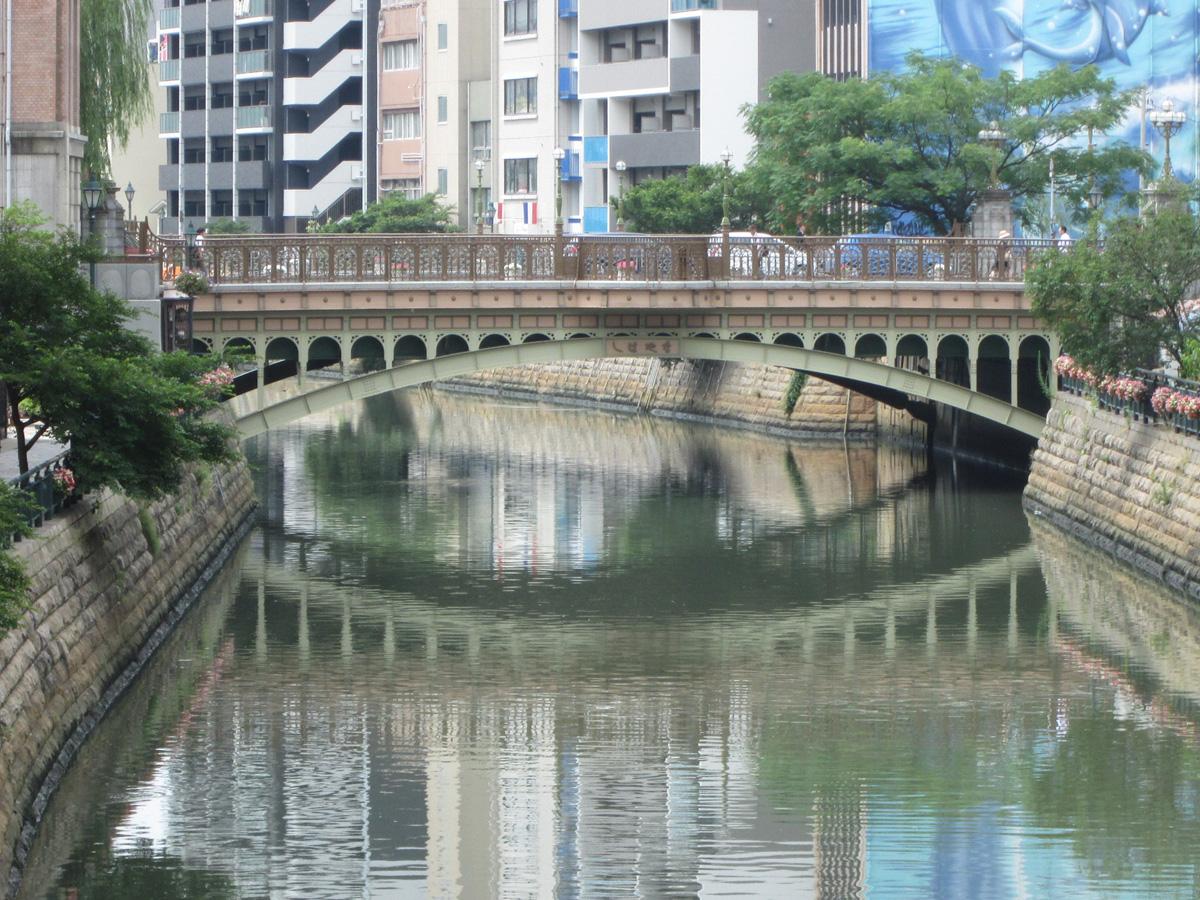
[552,147,565,237]
[1150,98,1186,180]
[474,158,485,235]
[124,181,135,216]
[719,147,733,277]
[614,159,627,232]
[81,178,103,287]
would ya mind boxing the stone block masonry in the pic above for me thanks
[0,458,256,897]
[445,359,892,442]
[1025,393,1200,600]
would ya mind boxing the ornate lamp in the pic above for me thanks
[1149,98,1186,179]
[615,159,627,232]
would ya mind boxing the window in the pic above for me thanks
[383,178,422,199]
[382,109,421,140]
[470,120,490,157]
[383,39,418,71]
[211,136,234,162]
[183,85,206,111]
[238,136,269,161]
[183,190,204,217]
[437,168,448,195]
[211,82,234,109]
[437,23,448,50]
[503,0,537,36]
[437,95,448,123]
[183,31,206,58]
[503,77,536,116]
[504,157,536,195]
[211,29,233,55]
[210,189,233,217]
[238,188,268,217]
[167,138,180,164]
[183,137,205,164]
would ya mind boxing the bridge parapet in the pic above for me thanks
[157,233,1053,287]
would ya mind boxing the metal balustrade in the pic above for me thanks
[157,234,1053,286]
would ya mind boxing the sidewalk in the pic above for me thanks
[0,428,67,482]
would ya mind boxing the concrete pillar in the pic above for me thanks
[384,336,396,370]
[297,338,309,387]
[1009,342,1019,407]
[967,348,977,392]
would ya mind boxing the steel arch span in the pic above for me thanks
[232,338,1046,440]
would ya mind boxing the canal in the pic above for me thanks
[17,392,1200,898]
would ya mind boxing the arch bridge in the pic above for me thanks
[171,233,1058,439]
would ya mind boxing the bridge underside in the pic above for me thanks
[231,338,1046,440]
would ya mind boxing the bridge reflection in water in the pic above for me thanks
[20,394,1200,900]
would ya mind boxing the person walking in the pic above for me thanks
[1056,224,1073,251]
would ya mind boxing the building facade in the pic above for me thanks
[155,0,379,234]
[0,0,86,230]
[377,0,492,230]
[378,0,818,237]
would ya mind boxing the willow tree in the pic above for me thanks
[80,0,154,177]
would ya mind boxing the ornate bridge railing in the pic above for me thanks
[156,233,1054,286]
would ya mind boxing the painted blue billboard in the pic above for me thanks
[869,0,1199,179]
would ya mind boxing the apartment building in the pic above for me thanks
[156,0,379,234]
[488,0,815,235]
[378,0,492,230]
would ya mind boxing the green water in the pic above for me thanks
[18,392,1200,898]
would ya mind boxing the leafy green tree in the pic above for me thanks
[745,53,1148,235]
[617,164,773,234]
[315,193,457,234]
[0,204,234,495]
[80,0,154,178]
[1028,206,1200,375]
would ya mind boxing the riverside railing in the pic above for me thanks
[1060,368,1200,438]
[5,450,80,543]
[155,233,1054,286]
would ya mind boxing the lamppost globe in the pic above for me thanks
[124,181,135,213]
[81,178,103,215]
[1150,98,1187,179]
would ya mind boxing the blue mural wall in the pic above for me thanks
[868,0,1200,179]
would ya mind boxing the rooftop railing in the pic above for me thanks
[157,233,1052,286]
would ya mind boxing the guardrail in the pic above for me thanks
[1060,368,1200,438]
[155,233,1053,286]
[5,450,80,544]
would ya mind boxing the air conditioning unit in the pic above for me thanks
[351,52,363,67]
[350,0,363,11]
[352,166,364,181]
[400,152,423,162]
[351,108,362,122]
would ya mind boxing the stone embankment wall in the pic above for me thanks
[0,458,256,896]
[1025,393,1200,600]
[446,358,918,443]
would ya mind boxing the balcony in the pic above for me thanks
[159,6,180,29]
[584,206,610,234]
[236,49,271,76]
[579,57,669,98]
[236,0,271,18]
[609,130,700,169]
[558,0,578,16]
[559,150,582,182]
[159,58,180,82]
[583,135,608,165]
[236,105,272,129]
[159,111,180,134]
[558,67,578,101]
